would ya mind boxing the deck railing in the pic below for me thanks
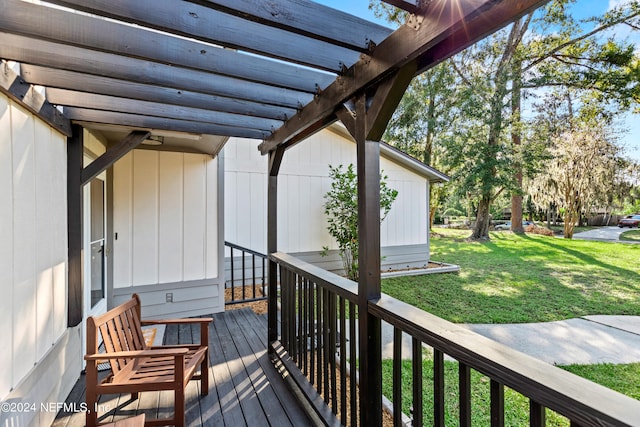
[225,241,267,305]
[269,252,640,427]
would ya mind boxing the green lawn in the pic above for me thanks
[379,228,640,412]
[382,228,640,324]
[620,229,640,242]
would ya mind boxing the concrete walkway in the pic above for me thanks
[572,226,640,243]
[464,316,640,365]
[378,316,640,365]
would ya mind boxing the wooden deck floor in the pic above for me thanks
[52,308,312,427]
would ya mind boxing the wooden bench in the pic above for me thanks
[85,294,212,427]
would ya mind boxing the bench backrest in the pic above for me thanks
[86,294,147,375]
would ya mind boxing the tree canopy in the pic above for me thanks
[372,0,640,239]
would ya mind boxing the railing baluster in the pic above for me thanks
[241,250,246,300]
[309,279,316,386]
[412,337,423,427]
[323,287,330,404]
[261,256,266,295]
[459,362,472,427]
[289,270,295,363]
[288,269,294,352]
[230,247,235,301]
[282,268,289,351]
[329,292,338,413]
[339,297,347,424]
[491,379,505,427]
[393,327,402,427]
[434,349,445,427]
[303,278,309,377]
[349,301,357,427]
[252,254,256,299]
[290,271,297,362]
[530,400,545,427]
[316,283,323,392]
[297,274,303,365]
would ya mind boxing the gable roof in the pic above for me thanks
[0,0,548,157]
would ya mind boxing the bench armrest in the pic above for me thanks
[84,348,188,361]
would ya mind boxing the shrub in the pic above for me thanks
[524,224,554,236]
[323,164,398,281]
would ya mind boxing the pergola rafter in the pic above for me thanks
[21,65,298,121]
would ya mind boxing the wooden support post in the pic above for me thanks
[67,124,83,327]
[336,70,416,427]
[353,93,383,426]
[267,147,284,346]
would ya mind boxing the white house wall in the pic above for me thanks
[224,130,428,255]
[0,93,77,427]
[112,150,223,318]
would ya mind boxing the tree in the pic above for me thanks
[528,91,627,238]
[383,65,458,229]
[530,124,622,238]
[322,164,398,281]
[374,0,640,240]
[370,2,457,230]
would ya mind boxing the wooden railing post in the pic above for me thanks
[268,147,284,346]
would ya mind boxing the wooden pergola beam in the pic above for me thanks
[63,108,271,140]
[0,33,314,110]
[0,61,71,136]
[381,0,421,14]
[21,65,297,121]
[0,0,333,93]
[30,0,360,73]
[47,88,282,132]
[186,0,392,50]
[259,0,549,155]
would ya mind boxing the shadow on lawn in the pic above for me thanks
[398,232,640,323]
[518,233,640,287]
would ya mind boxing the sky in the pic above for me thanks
[315,0,640,161]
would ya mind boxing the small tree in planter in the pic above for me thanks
[323,164,398,281]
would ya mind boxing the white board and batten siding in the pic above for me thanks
[0,93,79,427]
[224,126,432,272]
[112,150,224,318]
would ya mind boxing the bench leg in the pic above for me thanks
[175,386,185,427]
[85,388,98,427]
[201,349,209,396]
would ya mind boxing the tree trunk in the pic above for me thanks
[472,194,492,240]
[511,192,524,232]
[425,80,436,230]
[429,204,436,230]
[563,210,578,239]
[511,59,524,233]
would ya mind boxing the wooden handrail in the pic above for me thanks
[270,252,640,427]
[270,252,359,301]
[370,295,640,426]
